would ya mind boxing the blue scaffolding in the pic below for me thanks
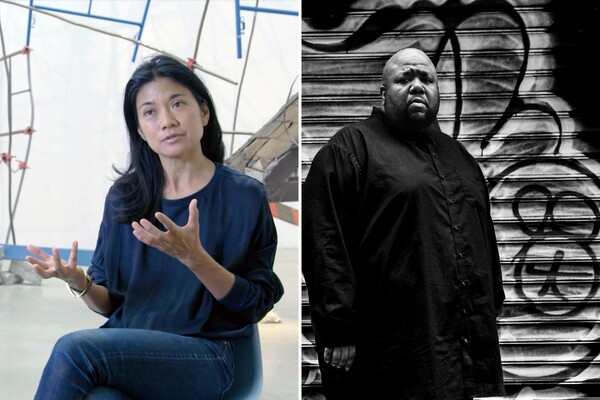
[234,0,297,59]
[25,0,152,62]
[24,1,297,61]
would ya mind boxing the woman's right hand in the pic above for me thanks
[25,241,86,290]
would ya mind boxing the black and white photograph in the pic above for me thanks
[301,0,600,399]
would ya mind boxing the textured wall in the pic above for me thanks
[301,0,600,398]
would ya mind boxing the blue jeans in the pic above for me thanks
[34,328,234,400]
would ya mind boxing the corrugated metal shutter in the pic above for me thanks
[301,0,600,397]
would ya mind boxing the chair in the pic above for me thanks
[222,323,263,400]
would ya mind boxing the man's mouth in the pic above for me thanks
[410,98,426,105]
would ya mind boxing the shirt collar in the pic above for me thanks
[371,107,441,147]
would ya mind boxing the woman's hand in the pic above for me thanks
[132,198,234,299]
[25,241,86,289]
[131,199,205,267]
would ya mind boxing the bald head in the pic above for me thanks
[380,48,440,133]
[383,48,437,81]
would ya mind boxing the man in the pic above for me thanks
[302,48,505,399]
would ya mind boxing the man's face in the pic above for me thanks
[380,49,440,131]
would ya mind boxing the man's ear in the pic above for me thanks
[380,85,386,107]
[201,102,210,127]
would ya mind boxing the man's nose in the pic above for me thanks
[409,79,425,93]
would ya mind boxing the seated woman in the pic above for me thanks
[26,53,284,400]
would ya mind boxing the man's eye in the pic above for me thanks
[419,73,434,84]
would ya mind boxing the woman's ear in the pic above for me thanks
[201,102,210,127]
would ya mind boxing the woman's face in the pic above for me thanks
[135,77,210,162]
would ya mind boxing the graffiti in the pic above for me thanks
[480,149,600,391]
[513,184,599,312]
[486,158,600,390]
[302,0,600,397]
[303,0,563,152]
[489,159,600,315]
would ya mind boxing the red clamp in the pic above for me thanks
[186,57,196,69]
[1,152,14,164]
[24,126,35,135]
[17,160,29,170]
[20,45,32,55]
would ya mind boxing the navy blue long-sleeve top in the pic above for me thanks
[87,163,284,338]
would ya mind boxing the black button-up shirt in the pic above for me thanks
[303,108,505,399]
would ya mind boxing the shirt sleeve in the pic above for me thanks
[218,188,284,323]
[302,141,363,347]
[86,191,119,318]
[477,164,505,317]
[87,193,110,288]
[455,139,506,318]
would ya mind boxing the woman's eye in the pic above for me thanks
[173,101,183,109]
[143,109,154,117]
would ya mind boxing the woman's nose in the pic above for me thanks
[160,110,177,129]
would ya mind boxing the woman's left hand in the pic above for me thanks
[132,198,235,298]
[132,199,205,267]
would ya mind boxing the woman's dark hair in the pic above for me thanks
[112,53,225,223]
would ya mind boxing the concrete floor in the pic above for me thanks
[0,247,299,400]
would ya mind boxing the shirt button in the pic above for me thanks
[460,280,468,287]
[462,308,468,315]
[448,199,454,205]
[453,225,460,231]
[462,337,470,346]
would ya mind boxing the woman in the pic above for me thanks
[26,54,284,399]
